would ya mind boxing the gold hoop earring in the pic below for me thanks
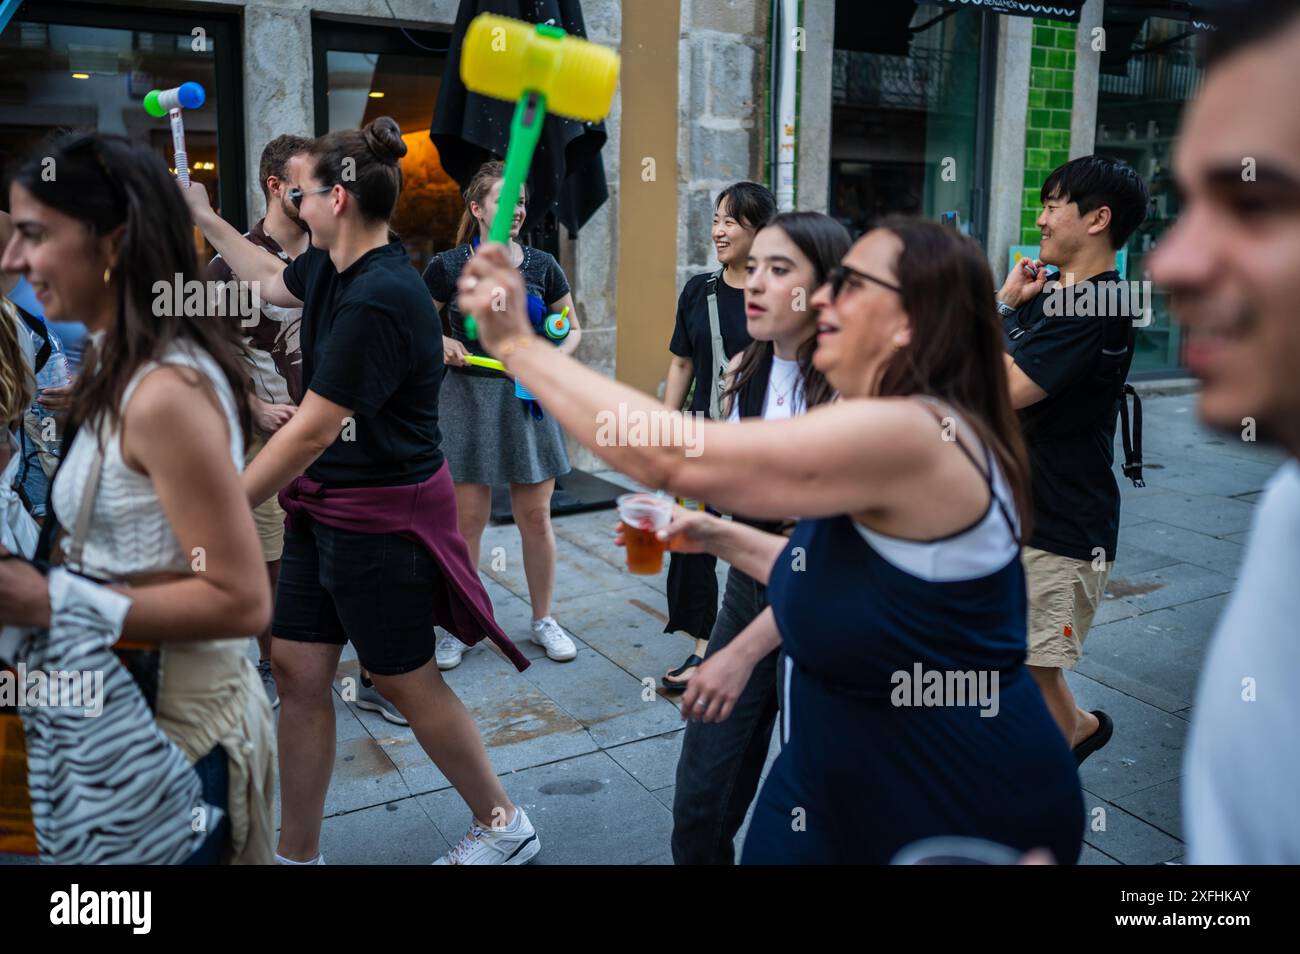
[103,267,111,285]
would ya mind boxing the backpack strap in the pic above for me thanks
[1118,383,1144,487]
[11,301,51,374]
[1097,304,1145,488]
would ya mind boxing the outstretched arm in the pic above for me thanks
[458,244,936,522]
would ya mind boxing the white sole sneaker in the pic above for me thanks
[530,633,577,662]
[435,634,469,670]
[433,809,541,865]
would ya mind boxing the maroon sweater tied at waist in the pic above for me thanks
[278,461,529,672]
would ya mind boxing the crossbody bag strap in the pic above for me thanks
[706,268,727,421]
[61,425,105,575]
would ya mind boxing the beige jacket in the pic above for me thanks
[155,640,276,865]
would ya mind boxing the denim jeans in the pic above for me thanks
[14,427,51,518]
[671,566,780,865]
[183,744,231,865]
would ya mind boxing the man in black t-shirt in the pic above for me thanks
[998,156,1149,765]
[660,181,775,689]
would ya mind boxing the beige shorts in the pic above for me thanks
[1023,545,1111,670]
[246,438,285,563]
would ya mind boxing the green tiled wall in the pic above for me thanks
[1021,19,1077,244]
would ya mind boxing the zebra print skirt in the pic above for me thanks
[15,568,216,864]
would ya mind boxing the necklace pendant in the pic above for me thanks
[776,396,785,405]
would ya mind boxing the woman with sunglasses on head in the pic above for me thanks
[421,160,580,670]
[180,117,541,866]
[458,217,1084,865]
[0,131,275,864]
[661,210,848,864]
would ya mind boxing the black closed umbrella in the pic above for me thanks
[430,0,610,239]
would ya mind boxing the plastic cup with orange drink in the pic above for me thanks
[616,493,674,574]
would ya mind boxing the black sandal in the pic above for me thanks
[1073,710,1114,766]
[662,654,704,691]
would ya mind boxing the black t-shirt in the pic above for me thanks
[668,270,749,414]
[1004,269,1136,561]
[421,243,570,375]
[283,242,445,487]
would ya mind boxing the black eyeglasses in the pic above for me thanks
[288,185,333,210]
[827,263,901,301]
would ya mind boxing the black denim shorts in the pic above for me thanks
[273,519,440,675]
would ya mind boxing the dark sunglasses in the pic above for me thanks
[287,185,333,210]
[827,263,901,301]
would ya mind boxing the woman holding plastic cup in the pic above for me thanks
[456,217,1083,865]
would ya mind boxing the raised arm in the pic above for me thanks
[177,180,301,307]
[459,244,934,522]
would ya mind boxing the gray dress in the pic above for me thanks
[422,244,572,486]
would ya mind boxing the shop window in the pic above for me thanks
[313,19,458,272]
[1095,14,1205,375]
[1,1,246,249]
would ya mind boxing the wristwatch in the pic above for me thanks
[995,299,1017,318]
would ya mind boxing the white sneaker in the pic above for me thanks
[435,630,470,670]
[530,617,577,662]
[433,808,540,865]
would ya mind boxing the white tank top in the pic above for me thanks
[727,355,806,422]
[51,340,244,580]
[852,405,1022,583]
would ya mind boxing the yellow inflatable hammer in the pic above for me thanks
[457,14,619,339]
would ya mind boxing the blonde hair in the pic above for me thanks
[0,296,34,426]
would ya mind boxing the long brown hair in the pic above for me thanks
[875,216,1033,531]
[722,211,850,414]
[10,131,253,450]
[454,159,528,247]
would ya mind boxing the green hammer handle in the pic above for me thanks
[464,90,548,341]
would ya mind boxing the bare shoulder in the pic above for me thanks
[126,364,223,423]
[807,394,942,446]
[121,363,232,467]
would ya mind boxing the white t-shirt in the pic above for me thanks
[727,355,805,422]
[1183,458,1300,864]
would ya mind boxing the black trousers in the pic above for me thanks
[670,566,780,864]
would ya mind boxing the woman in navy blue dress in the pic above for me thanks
[457,216,1084,864]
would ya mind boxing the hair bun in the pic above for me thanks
[362,117,406,164]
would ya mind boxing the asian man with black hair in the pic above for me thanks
[996,155,1150,764]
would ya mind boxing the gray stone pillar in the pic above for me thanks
[676,0,769,293]
[1070,0,1104,160]
[985,13,1033,280]
[798,0,833,214]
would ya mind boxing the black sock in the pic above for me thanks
[360,674,374,689]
